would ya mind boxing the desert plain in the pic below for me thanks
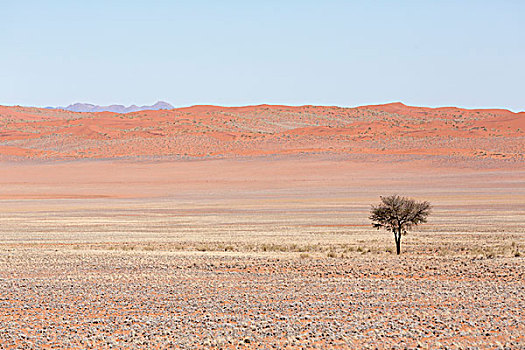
[0,103,524,349]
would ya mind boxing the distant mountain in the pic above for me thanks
[57,101,174,113]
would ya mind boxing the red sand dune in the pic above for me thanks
[0,103,523,162]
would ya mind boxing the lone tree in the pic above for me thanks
[369,195,431,255]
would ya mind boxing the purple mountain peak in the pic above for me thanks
[58,101,174,113]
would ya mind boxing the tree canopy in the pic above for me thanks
[369,195,431,254]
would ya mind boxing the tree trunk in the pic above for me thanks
[394,231,401,255]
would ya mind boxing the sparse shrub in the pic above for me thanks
[343,246,355,253]
[327,251,337,258]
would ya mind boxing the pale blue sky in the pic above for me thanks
[1,0,524,111]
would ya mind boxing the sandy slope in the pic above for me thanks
[1,103,523,161]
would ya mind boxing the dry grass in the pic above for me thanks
[1,193,523,258]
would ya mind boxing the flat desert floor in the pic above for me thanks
[0,157,524,349]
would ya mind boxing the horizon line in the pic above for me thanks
[2,101,524,114]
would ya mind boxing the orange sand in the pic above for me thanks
[1,103,522,161]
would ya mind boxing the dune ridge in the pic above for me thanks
[0,103,523,162]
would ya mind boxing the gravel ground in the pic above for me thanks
[1,159,523,348]
[1,248,523,349]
